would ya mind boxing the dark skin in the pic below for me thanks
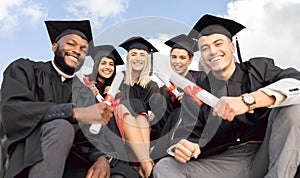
[86,156,111,178]
[53,34,114,177]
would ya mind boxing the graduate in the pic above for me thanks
[88,44,124,97]
[153,14,300,178]
[150,34,207,161]
[83,44,141,178]
[117,36,166,178]
[0,20,115,178]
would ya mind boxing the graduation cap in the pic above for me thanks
[45,20,93,44]
[119,36,158,75]
[89,44,124,65]
[188,14,246,65]
[188,14,245,40]
[164,34,198,56]
[119,36,158,53]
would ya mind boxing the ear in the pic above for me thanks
[188,56,193,65]
[231,41,235,53]
[52,43,58,53]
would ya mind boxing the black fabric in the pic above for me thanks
[45,20,93,44]
[88,44,124,65]
[150,70,207,160]
[188,14,245,40]
[165,34,198,54]
[119,36,158,53]
[0,58,104,178]
[169,57,300,157]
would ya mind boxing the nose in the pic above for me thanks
[72,45,81,56]
[209,46,217,55]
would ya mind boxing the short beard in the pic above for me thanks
[53,44,75,75]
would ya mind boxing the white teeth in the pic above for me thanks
[69,56,78,62]
[211,57,221,62]
[103,71,111,75]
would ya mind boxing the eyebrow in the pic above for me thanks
[200,38,224,48]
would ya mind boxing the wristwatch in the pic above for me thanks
[241,93,256,113]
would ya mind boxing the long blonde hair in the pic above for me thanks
[124,53,151,88]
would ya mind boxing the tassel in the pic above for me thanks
[235,36,243,64]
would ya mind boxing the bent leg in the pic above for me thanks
[265,105,300,178]
[153,143,259,178]
[29,119,75,178]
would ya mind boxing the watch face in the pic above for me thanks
[243,94,255,104]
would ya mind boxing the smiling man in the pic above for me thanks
[0,20,115,178]
[153,14,300,178]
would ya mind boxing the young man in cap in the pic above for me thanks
[0,20,114,178]
[150,34,207,161]
[153,14,300,178]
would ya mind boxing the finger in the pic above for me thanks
[192,145,201,158]
[174,154,187,163]
[176,144,192,160]
[86,168,93,178]
[227,111,236,122]
[221,107,231,120]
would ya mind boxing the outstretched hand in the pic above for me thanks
[73,102,114,125]
[212,96,249,121]
[86,156,110,178]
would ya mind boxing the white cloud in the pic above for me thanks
[225,0,300,70]
[0,0,47,36]
[65,0,129,28]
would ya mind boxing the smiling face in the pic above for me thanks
[198,33,236,79]
[128,48,148,72]
[98,57,115,79]
[170,48,192,77]
[52,34,88,69]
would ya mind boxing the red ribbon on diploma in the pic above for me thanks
[83,76,97,86]
[184,85,203,106]
[165,82,177,102]
[104,94,125,140]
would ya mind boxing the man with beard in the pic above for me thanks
[0,20,114,178]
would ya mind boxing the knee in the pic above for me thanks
[41,119,75,145]
[277,105,300,126]
[152,158,171,176]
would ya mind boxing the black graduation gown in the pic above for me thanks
[150,70,207,161]
[172,57,300,157]
[1,58,110,177]
[72,75,141,178]
[156,70,207,136]
[0,58,76,177]
[118,80,171,142]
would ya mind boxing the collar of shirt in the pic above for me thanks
[51,60,75,82]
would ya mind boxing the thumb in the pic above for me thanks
[192,143,201,159]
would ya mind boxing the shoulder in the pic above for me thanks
[189,70,207,77]
[188,70,207,83]
[4,58,35,73]
[5,58,48,70]
[4,58,51,77]
[245,57,276,68]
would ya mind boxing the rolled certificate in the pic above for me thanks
[169,71,219,107]
[89,72,124,134]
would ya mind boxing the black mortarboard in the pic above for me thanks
[188,14,246,66]
[89,44,124,65]
[45,20,93,44]
[119,36,159,53]
[188,14,245,40]
[164,34,198,55]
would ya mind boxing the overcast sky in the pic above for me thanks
[1,0,300,84]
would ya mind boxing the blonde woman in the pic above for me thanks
[117,36,161,178]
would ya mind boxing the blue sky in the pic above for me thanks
[1,0,300,84]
